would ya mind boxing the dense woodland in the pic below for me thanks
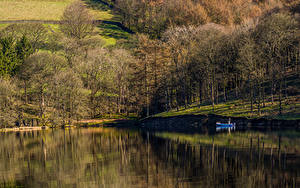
[0,0,299,127]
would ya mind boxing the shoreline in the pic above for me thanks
[2,114,300,133]
[0,119,139,132]
[139,114,300,133]
[0,126,48,132]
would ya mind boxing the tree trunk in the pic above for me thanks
[279,77,283,116]
[118,86,121,113]
[216,83,219,105]
[40,88,45,118]
[284,57,288,99]
[262,85,265,108]
[184,81,187,109]
[223,82,226,102]
[211,82,214,112]
[258,81,261,116]
[90,93,94,118]
[145,61,149,117]
[250,82,253,113]
[235,74,238,98]
[211,63,215,112]
[222,70,226,102]
[271,77,274,104]
[24,80,28,104]
[199,81,202,105]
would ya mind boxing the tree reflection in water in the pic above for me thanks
[0,128,299,187]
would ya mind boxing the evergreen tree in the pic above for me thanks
[0,36,18,76]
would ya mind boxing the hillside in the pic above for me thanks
[0,0,299,127]
[97,0,299,37]
[0,0,131,46]
[155,72,300,120]
[0,0,116,21]
[0,0,75,21]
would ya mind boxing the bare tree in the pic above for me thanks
[77,48,112,117]
[21,52,66,120]
[2,23,47,51]
[49,69,85,126]
[60,1,95,39]
[0,78,19,128]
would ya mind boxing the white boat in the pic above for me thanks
[216,120,236,132]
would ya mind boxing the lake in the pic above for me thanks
[0,128,299,187]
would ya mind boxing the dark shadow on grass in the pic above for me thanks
[83,0,135,40]
[97,21,133,40]
[83,0,113,11]
[101,21,134,34]
[104,119,139,128]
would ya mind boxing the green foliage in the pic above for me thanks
[0,35,33,76]
[0,36,18,76]
[15,35,33,63]
[2,23,48,51]
[0,0,299,127]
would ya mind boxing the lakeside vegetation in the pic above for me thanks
[0,0,300,128]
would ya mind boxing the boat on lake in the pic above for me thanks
[216,120,236,132]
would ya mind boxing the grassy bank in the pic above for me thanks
[155,95,300,120]
[13,103,137,128]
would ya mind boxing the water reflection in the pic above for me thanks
[0,128,299,187]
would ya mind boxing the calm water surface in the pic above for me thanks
[0,128,299,187]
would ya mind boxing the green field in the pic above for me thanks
[0,0,119,21]
[0,0,131,46]
[0,0,75,21]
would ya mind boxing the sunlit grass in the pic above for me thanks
[0,0,119,21]
[91,10,120,21]
[0,0,130,47]
[42,23,117,46]
[0,23,8,29]
[155,95,300,120]
[0,0,75,21]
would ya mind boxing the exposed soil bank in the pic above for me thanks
[140,114,300,133]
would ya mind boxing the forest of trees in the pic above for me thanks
[0,0,299,127]
[107,0,300,38]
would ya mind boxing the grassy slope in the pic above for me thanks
[156,96,300,120]
[155,75,300,120]
[0,1,132,126]
[0,0,131,46]
[83,0,131,46]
